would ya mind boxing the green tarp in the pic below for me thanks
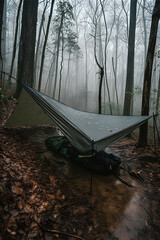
[18,85,151,154]
[6,89,53,126]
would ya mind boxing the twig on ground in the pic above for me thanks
[34,219,85,240]
[58,199,79,212]
[114,174,134,188]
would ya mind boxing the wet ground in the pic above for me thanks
[1,96,160,239]
[19,126,160,240]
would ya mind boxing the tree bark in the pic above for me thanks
[58,30,64,101]
[100,0,113,114]
[8,0,23,84]
[156,71,160,115]
[123,0,137,116]
[1,0,6,74]
[0,0,4,88]
[84,31,88,110]
[112,57,119,114]
[38,0,55,92]
[93,25,104,114]
[137,0,160,147]
[53,14,64,98]
[15,0,38,98]
[142,0,147,61]
[34,0,49,88]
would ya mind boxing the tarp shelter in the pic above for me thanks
[6,84,151,154]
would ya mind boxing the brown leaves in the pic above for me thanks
[0,89,96,239]
[11,182,23,195]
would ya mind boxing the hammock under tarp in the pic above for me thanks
[12,84,150,154]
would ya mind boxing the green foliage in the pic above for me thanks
[0,185,3,192]
[54,0,74,30]
[133,86,143,95]
[52,0,81,57]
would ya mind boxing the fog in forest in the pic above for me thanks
[2,0,160,118]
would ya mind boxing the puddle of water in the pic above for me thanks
[25,129,149,239]
[42,149,141,234]
[112,192,148,240]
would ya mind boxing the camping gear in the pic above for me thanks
[45,135,70,158]
[45,135,121,175]
[6,84,151,194]
[14,84,151,155]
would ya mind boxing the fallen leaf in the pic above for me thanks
[19,230,24,235]
[17,200,24,210]
[30,193,37,200]
[38,202,48,213]
[24,204,34,213]
[47,194,55,200]
[11,185,23,195]
[56,189,61,196]
[10,209,19,217]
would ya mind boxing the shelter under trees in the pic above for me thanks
[0,0,160,145]
[0,1,160,239]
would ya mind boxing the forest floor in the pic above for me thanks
[0,88,160,240]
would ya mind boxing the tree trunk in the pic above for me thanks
[15,0,38,98]
[84,32,88,110]
[1,0,6,74]
[137,0,160,147]
[53,14,64,98]
[142,0,147,61]
[123,0,137,116]
[0,0,4,88]
[38,0,55,92]
[8,0,23,84]
[112,57,119,114]
[44,46,56,95]
[121,0,129,40]
[100,0,113,114]
[34,0,49,88]
[65,52,71,96]
[58,31,64,102]
[155,70,160,115]
[93,23,104,114]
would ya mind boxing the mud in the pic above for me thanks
[23,126,160,240]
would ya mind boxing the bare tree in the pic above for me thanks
[142,0,147,60]
[8,0,23,84]
[123,0,137,116]
[34,0,49,87]
[137,0,160,147]
[38,0,55,92]
[121,0,129,40]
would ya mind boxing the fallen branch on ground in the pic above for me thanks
[34,219,85,240]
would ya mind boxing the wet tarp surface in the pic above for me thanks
[21,85,151,154]
[6,89,53,126]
